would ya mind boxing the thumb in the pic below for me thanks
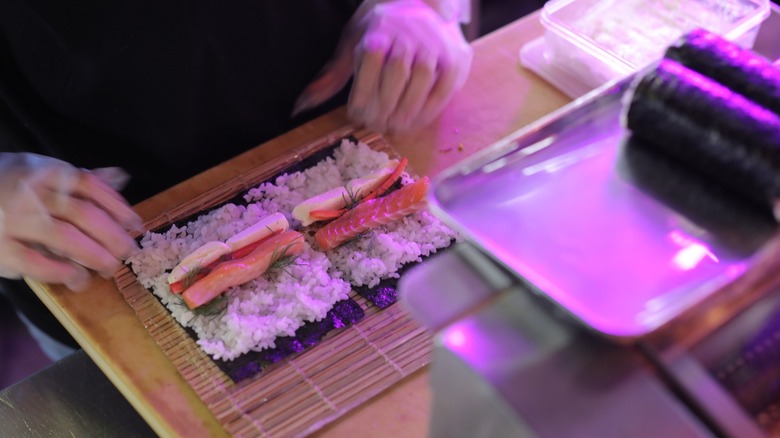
[292,41,355,117]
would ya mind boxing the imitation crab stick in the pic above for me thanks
[168,213,289,293]
[167,241,231,287]
[345,158,403,199]
[182,230,305,309]
[293,159,400,226]
[308,158,409,221]
[292,186,352,226]
[225,213,289,258]
[314,177,430,251]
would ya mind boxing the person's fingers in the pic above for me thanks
[0,153,139,288]
[348,32,390,125]
[8,212,124,277]
[292,40,356,116]
[0,239,91,290]
[23,164,142,233]
[412,58,463,129]
[387,48,438,132]
[372,37,415,132]
[41,191,138,260]
[293,0,473,131]
[72,171,144,232]
[90,167,130,191]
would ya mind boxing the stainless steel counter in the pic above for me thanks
[0,350,154,437]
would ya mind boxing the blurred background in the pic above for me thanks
[479,0,547,36]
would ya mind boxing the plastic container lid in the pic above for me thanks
[541,0,771,76]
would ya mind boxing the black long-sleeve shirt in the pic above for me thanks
[0,0,359,346]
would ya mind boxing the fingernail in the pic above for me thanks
[123,242,141,260]
[132,221,146,234]
[91,167,131,190]
[99,264,121,279]
[127,233,139,247]
[117,235,139,260]
[126,214,145,234]
[291,95,314,117]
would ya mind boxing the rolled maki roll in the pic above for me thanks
[665,28,780,115]
[625,58,780,216]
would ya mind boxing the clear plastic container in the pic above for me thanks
[539,0,771,93]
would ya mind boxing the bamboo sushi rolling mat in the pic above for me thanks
[113,126,433,437]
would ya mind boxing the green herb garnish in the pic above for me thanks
[266,241,304,279]
[169,293,229,321]
[341,186,363,210]
[179,264,203,291]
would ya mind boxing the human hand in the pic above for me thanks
[294,0,473,133]
[0,153,144,291]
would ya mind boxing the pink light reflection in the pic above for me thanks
[444,327,467,348]
[668,230,718,271]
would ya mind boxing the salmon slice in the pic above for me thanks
[315,177,430,251]
[182,230,304,309]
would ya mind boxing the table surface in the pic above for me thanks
[24,11,572,437]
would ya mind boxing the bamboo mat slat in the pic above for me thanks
[115,127,433,437]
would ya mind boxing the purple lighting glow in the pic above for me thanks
[444,327,467,348]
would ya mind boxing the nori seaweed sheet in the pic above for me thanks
[217,297,365,381]
[221,249,457,381]
[349,249,455,309]
[625,59,780,210]
[142,136,437,382]
[351,259,417,309]
[352,278,399,310]
[665,29,780,116]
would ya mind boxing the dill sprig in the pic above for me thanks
[341,186,363,211]
[169,293,229,321]
[266,241,304,279]
[343,228,378,251]
[364,229,379,254]
[194,295,230,318]
[178,264,203,290]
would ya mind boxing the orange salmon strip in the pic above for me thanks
[315,177,429,251]
[182,230,304,309]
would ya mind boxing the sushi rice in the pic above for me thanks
[127,139,460,361]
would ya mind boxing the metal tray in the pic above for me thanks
[428,77,778,341]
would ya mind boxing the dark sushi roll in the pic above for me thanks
[617,137,775,256]
[625,58,780,213]
[665,28,780,115]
